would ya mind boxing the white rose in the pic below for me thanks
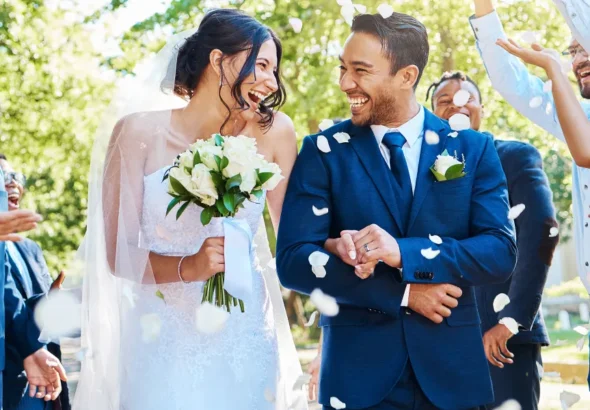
[178,151,194,171]
[199,145,223,172]
[168,166,193,196]
[258,161,284,191]
[434,154,462,176]
[190,164,218,206]
[240,169,258,193]
[222,137,260,179]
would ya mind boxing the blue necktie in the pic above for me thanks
[382,131,413,233]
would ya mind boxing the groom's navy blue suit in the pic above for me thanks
[277,108,517,410]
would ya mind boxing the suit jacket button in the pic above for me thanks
[428,273,434,279]
[414,272,420,279]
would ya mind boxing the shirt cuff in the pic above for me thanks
[469,11,506,43]
[401,284,411,307]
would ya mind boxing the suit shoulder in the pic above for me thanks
[495,140,542,167]
[307,120,352,140]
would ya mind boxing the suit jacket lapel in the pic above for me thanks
[15,241,49,294]
[407,110,449,232]
[348,124,404,233]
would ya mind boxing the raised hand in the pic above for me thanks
[483,323,515,368]
[407,283,462,324]
[23,348,67,401]
[495,38,561,73]
[0,209,42,241]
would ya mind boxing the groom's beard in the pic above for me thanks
[353,91,398,127]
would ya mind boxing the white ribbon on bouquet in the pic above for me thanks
[222,218,254,300]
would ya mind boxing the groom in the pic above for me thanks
[277,12,517,410]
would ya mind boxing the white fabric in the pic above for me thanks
[553,0,590,53]
[73,29,306,410]
[471,11,590,293]
[223,218,254,301]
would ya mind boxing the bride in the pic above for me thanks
[73,8,306,410]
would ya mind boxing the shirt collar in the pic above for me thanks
[370,105,425,148]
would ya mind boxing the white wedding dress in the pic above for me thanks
[116,167,285,409]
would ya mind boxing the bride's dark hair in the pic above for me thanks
[172,9,286,131]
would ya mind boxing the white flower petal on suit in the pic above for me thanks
[429,234,442,245]
[333,132,351,144]
[311,288,339,317]
[421,247,440,259]
[493,293,511,313]
[508,204,526,220]
[449,113,471,131]
[493,399,521,410]
[549,227,559,237]
[195,302,229,334]
[499,317,520,335]
[377,4,394,18]
[448,131,459,138]
[330,396,347,409]
[317,135,331,153]
[425,130,440,145]
[313,205,329,216]
[312,265,327,278]
[560,391,581,409]
[309,250,330,267]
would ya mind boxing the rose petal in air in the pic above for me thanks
[195,302,230,334]
[499,317,519,335]
[425,130,440,145]
[267,258,277,270]
[519,31,538,44]
[310,288,339,316]
[377,4,394,18]
[313,205,329,216]
[341,4,355,26]
[353,4,367,13]
[319,119,335,131]
[448,131,459,138]
[452,89,470,107]
[560,390,581,409]
[312,265,327,278]
[493,293,511,313]
[317,135,331,153]
[555,339,568,346]
[305,311,319,327]
[545,102,553,116]
[140,313,162,343]
[288,17,303,33]
[330,397,347,409]
[494,399,521,410]
[508,204,526,220]
[448,113,471,131]
[529,96,543,108]
[574,325,590,336]
[34,290,81,340]
[549,227,559,238]
[333,132,351,143]
[543,80,553,93]
[293,373,312,390]
[309,251,330,267]
[429,234,442,245]
[421,247,440,260]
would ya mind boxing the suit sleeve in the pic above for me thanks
[497,144,558,329]
[276,136,404,318]
[397,136,517,286]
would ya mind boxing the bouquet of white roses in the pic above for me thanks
[164,133,283,313]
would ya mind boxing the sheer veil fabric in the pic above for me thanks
[72,29,306,409]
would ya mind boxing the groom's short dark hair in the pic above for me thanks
[351,13,429,89]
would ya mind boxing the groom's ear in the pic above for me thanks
[398,65,420,90]
[209,49,224,81]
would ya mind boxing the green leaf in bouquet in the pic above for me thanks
[214,155,222,171]
[193,150,202,167]
[166,197,182,216]
[257,171,274,186]
[223,192,237,213]
[200,206,215,226]
[235,194,246,210]
[445,163,466,180]
[430,166,446,182]
[210,171,225,194]
[251,189,264,200]
[214,134,224,147]
[162,167,171,182]
[226,174,242,191]
[215,198,230,217]
[220,156,229,170]
[169,176,190,196]
[176,201,191,220]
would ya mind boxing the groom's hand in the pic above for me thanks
[483,324,515,368]
[408,284,462,324]
[349,224,401,268]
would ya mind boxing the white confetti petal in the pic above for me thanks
[536,361,544,378]
[508,204,526,220]
[264,388,276,403]
[574,324,590,336]
[519,31,538,44]
[548,227,559,237]
[353,4,367,13]
[195,302,230,334]
[337,0,352,5]
[448,113,471,131]
[529,96,543,108]
[494,399,521,410]
[377,3,394,18]
[448,131,459,138]
[545,102,553,116]
[429,234,442,245]
[267,258,277,270]
[330,397,347,409]
[317,135,331,153]
[543,80,553,93]
[341,4,355,26]
[425,130,440,145]
[560,390,581,409]
[288,17,303,33]
[312,265,327,278]
[452,89,470,107]
[309,251,330,267]
[34,290,81,340]
[293,373,312,390]
[545,371,561,378]
[421,247,440,259]
[554,339,569,346]
[493,293,511,313]
[310,288,339,317]
[319,119,335,131]
[313,205,329,216]
[499,317,520,335]
[305,311,319,327]
[333,132,351,143]
[140,313,162,343]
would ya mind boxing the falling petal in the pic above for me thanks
[429,234,442,245]
[34,290,81,340]
[319,119,335,131]
[448,131,459,138]
[494,399,521,410]
[288,17,303,33]
[573,335,583,351]
[309,251,330,267]
[519,31,538,44]
[353,4,367,13]
[536,361,544,378]
[330,397,347,409]
[421,247,440,260]
[549,227,559,237]
[140,313,162,343]
[543,80,553,93]
[312,265,327,278]
[554,339,569,346]
[155,225,172,241]
[195,302,230,334]
[449,113,471,131]
[305,311,319,327]
[264,388,276,403]
[310,288,339,317]
[499,317,519,335]
[508,204,526,220]
[293,373,312,390]
[574,325,590,336]
[317,135,331,153]
[560,391,581,409]
[377,3,394,18]
[267,258,277,270]
[313,205,329,216]
[493,293,511,313]
[544,371,561,378]
[337,0,352,5]
[529,96,543,108]
[425,130,440,145]
[341,4,355,26]
[333,132,351,143]
[452,89,470,107]
[545,102,554,116]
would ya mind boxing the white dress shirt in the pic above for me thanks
[553,0,590,54]
[471,11,590,293]
[370,106,425,306]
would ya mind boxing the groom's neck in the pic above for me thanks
[377,98,421,128]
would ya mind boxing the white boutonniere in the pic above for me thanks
[430,149,467,182]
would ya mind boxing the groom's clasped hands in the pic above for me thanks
[325,224,463,324]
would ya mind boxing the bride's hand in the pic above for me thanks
[185,237,225,281]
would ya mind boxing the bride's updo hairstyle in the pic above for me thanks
[172,9,286,131]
